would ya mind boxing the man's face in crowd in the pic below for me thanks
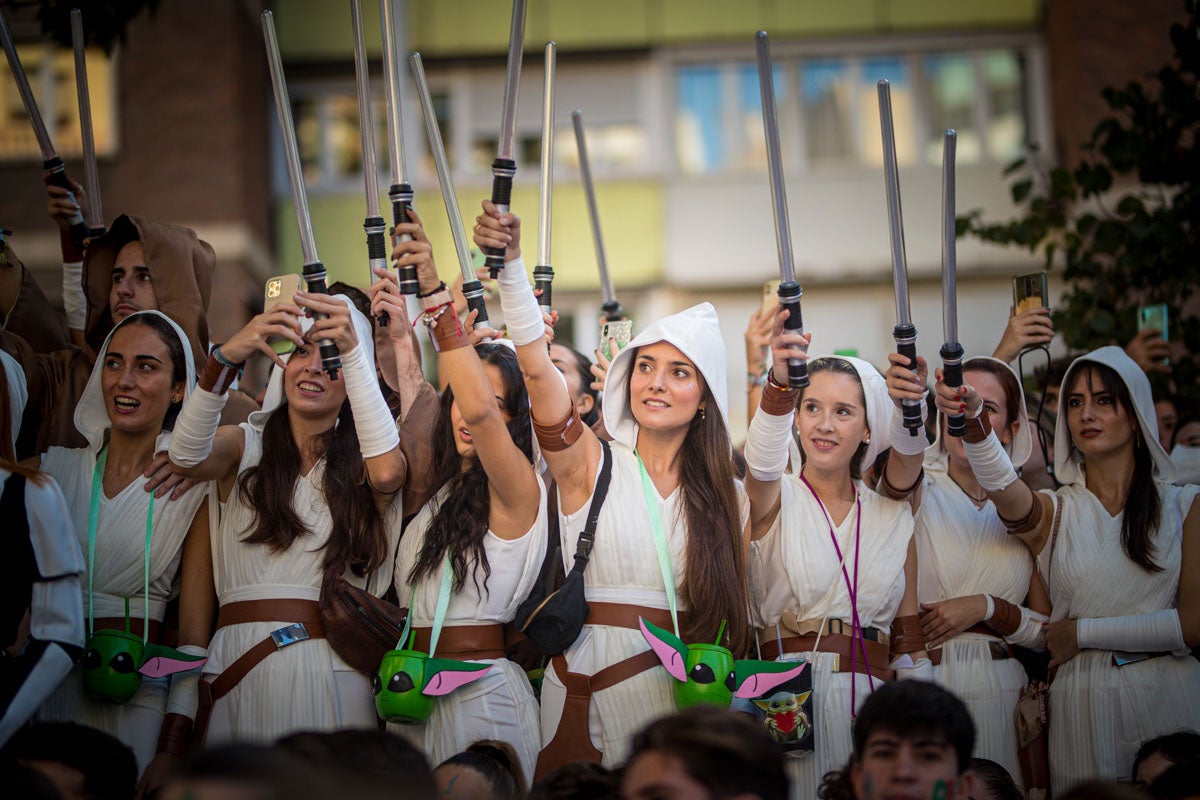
[109,240,158,322]
[852,730,969,800]
[623,752,720,800]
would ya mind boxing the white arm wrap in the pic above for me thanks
[889,401,929,456]
[744,407,795,482]
[495,255,545,346]
[1004,606,1049,650]
[341,342,399,458]
[168,388,227,467]
[962,429,1019,492]
[893,657,934,681]
[1077,609,1188,656]
[61,260,86,330]
[164,645,207,719]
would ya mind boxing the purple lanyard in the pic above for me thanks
[798,474,876,713]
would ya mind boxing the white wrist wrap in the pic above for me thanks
[62,260,86,330]
[1076,609,1187,656]
[1005,606,1049,650]
[341,342,399,459]
[983,594,996,622]
[889,401,929,456]
[962,429,1019,492]
[495,256,544,346]
[744,407,795,482]
[894,657,934,681]
[165,645,207,719]
[168,389,227,467]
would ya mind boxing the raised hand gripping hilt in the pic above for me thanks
[893,322,923,437]
[389,182,419,296]
[301,260,342,379]
[484,158,516,278]
[462,279,491,331]
[364,215,388,327]
[533,264,554,310]
[44,157,89,252]
[778,280,809,389]
[940,341,966,437]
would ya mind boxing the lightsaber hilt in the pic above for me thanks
[777,280,808,389]
[462,279,490,330]
[364,215,389,327]
[601,300,622,322]
[44,157,88,252]
[389,182,419,295]
[893,322,922,436]
[940,341,966,438]
[485,158,516,278]
[534,264,554,310]
[301,260,342,380]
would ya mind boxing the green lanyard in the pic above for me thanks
[397,556,453,655]
[86,445,155,639]
[636,452,679,638]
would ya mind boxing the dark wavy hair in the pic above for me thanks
[109,312,188,431]
[409,344,533,594]
[239,399,388,576]
[553,342,600,426]
[1067,361,1163,572]
[800,357,870,479]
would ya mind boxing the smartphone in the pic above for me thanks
[264,274,301,355]
[762,279,781,315]
[1012,271,1048,314]
[599,319,633,362]
[1137,303,1168,340]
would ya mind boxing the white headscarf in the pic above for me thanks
[74,310,196,453]
[1053,346,1176,485]
[602,303,729,451]
[924,356,1033,471]
[805,355,892,468]
[1,348,26,457]
[247,295,372,432]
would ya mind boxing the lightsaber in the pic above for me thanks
[534,42,556,311]
[411,52,491,332]
[380,0,418,296]
[350,0,388,328]
[482,0,528,279]
[70,10,104,238]
[755,31,807,389]
[878,79,922,437]
[262,10,341,379]
[1,9,88,251]
[939,130,966,438]
[572,110,620,321]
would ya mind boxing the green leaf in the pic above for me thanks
[1011,179,1034,204]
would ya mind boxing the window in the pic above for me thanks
[0,44,117,162]
[289,88,393,191]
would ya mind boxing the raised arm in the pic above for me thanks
[473,200,601,515]
[880,352,929,504]
[992,306,1054,364]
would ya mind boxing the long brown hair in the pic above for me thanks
[238,401,388,576]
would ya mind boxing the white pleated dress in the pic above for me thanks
[202,424,402,745]
[38,440,207,773]
[1040,482,1200,791]
[539,443,748,768]
[916,469,1035,786]
[390,482,546,783]
[750,476,912,800]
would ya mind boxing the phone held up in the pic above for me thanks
[1012,271,1048,315]
[1137,303,1169,341]
[264,274,302,355]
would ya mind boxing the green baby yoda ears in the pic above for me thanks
[372,646,492,725]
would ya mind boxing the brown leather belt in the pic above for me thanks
[759,633,895,682]
[927,623,1014,666]
[535,602,685,781]
[195,599,325,744]
[413,624,505,660]
[93,617,162,642]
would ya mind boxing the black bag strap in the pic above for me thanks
[569,439,612,574]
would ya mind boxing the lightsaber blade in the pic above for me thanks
[410,52,491,331]
[380,0,418,295]
[939,129,966,437]
[482,0,528,278]
[534,42,556,311]
[572,110,620,321]
[877,79,922,437]
[350,0,388,327]
[1,9,87,250]
[262,10,340,379]
[755,31,807,389]
[70,10,104,237]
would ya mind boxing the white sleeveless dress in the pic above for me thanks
[539,442,749,767]
[38,441,207,773]
[916,469,1035,786]
[750,476,913,800]
[391,482,547,783]
[202,424,403,745]
[1039,481,1200,790]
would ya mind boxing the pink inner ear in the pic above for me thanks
[138,656,208,679]
[422,665,491,697]
[639,618,688,682]
[733,663,807,699]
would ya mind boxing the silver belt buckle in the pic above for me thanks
[271,622,310,649]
